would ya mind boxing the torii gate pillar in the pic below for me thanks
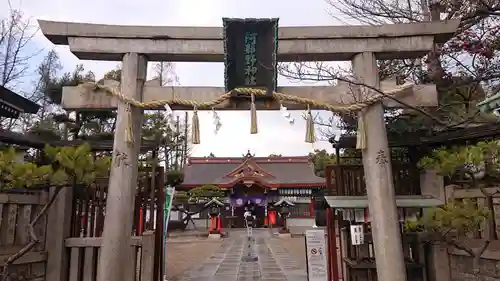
[353,52,406,281]
[96,53,148,281]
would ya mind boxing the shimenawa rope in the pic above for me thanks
[78,82,413,149]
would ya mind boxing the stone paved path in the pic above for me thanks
[179,230,307,281]
[166,239,223,280]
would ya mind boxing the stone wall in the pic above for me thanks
[421,170,500,281]
[450,255,500,281]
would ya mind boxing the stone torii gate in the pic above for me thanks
[39,19,458,281]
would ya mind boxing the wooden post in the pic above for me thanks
[421,170,451,281]
[352,52,407,281]
[45,187,73,281]
[325,207,333,281]
[140,231,156,281]
[96,52,148,281]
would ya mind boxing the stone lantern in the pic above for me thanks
[273,199,294,235]
[204,198,224,236]
[209,205,220,217]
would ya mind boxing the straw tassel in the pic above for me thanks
[356,111,367,150]
[305,106,315,143]
[250,93,258,134]
[125,104,134,145]
[192,106,200,144]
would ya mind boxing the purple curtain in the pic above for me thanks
[231,195,267,207]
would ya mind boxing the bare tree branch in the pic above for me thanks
[280,0,499,139]
[0,8,40,88]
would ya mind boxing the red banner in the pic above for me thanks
[269,211,277,225]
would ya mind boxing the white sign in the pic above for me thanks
[305,229,328,281]
[350,225,364,245]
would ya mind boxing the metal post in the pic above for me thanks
[163,186,175,281]
[242,218,258,262]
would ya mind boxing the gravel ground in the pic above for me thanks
[165,239,223,281]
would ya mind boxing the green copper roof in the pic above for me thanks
[477,92,500,113]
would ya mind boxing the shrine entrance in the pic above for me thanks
[180,154,324,229]
[231,183,267,228]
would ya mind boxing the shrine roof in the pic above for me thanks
[181,156,325,188]
[0,86,40,118]
[334,122,500,148]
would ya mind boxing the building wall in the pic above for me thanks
[185,217,319,235]
[287,218,316,235]
[187,218,210,230]
[288,203,313,217]
[182,216,317,234]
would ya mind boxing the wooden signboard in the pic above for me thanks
[0,101,21,118]
[223,18,279,98]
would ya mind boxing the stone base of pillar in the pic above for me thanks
[208,233,222,239]
[241,256,259,262]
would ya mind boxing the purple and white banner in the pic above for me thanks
[231,196,267,207]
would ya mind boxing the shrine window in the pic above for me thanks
[289,203,312,217]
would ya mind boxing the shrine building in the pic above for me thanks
[179,151,325,229]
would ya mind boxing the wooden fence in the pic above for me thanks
[64,232,155,281]
[52,168,164,281]
[0,191,48,281]
[325,164,421,196]
[2,167,167,281]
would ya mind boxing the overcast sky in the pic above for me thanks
[3,0,349,157]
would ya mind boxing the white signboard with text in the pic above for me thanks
[350,225,364,245]
[305,229,328,281]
